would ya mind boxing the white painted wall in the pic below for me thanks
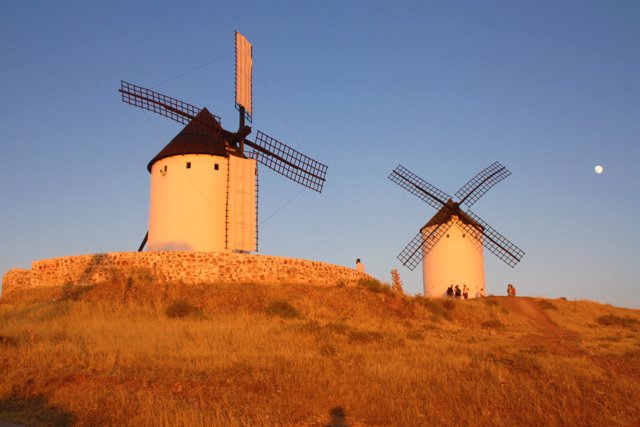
[147,154,256,252]
[422,216,485,298]
[227,155,257,252]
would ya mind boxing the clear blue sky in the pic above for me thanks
[1,1,638,308]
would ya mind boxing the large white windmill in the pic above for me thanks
[388,162,524,298]
[120,32,328,252]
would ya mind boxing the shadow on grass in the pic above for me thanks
[326,405,349,427]
[0,393,74,427]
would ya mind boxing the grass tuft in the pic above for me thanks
[406,330,423,340]
[357,278,393,295]
[165,299,203,319]
[597,314,640,329]
[60,282,94,301]
[484,297,499,306]
[537,299,557,310]
[0,335,18,347]
[265,300,300,319]
[348,330,384,344]
[415,297,454,321]
[481,318,505,330]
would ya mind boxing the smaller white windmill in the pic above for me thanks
[388,162,525,298]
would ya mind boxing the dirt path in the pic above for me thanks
[500,297,640,380]
[499,297,584,357]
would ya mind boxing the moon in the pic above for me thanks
[594,165,604,174]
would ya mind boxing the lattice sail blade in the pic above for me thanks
[420,221,453,254]
[454,221,484,253]
[397,222,452,271]
[397,232,425,271]
[119,81,220,125]
[388,165,451,210]
[455,161,511,207]
[246,131,328,193]
[464,209,525,267]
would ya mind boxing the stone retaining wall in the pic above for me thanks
[2,252,371,295]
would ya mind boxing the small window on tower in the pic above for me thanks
[214,164,219,170]
[463,234,466,238]
[186,162,191,169]
[446,234,450,238]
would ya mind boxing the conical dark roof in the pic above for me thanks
[147,108,229,172]
[422,199,483,230]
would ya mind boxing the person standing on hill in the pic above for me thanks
[462,285,469,300]
[454,285,462,299]
[446,285,454,298]
[355,258,365,273]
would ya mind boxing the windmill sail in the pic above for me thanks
[398,222,452,270]
[119,80,220,125]
[249,131,327,193]
[120,82,326,192]
[461,209,525,267]
[389,162,524,269]
[235,31,253,121]
[455,161,511,207]
[388,165,451,210]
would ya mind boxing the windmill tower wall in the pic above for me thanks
[422,216,485,298]
[147,154,257,252]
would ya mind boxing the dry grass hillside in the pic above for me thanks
[1,278,639,426]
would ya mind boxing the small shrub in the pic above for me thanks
[326,322,350,335]
[484,297,499,307]
[429,314,442,323]
[59,282,94,301]
[537,299,557,310]
[0,335,18,347]
[441,299,455,311]
[597,314,640,329]
[318,344,338,357]
[265,300,300,319]
[511,353,542,373]
[165,299,203,319]
[348,330,383,343]
[37,302,71,321]
[481,318,505,330]
[391,269,404,293]
[60,282,74,300]
[622,349,640,361]
[406,330,423,340]
[130,268,154,285]
[357,278,393,295]
[296,320,322,334]
[416,297,453,321]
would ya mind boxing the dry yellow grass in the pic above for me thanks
[1,279,639,426]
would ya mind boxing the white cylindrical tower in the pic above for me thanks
[146,108,257,253]
[422,215,485,298]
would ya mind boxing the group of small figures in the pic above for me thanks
[507,283,517,297]
[446,284,469,299]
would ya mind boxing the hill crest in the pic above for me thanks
[1,280,639,426]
